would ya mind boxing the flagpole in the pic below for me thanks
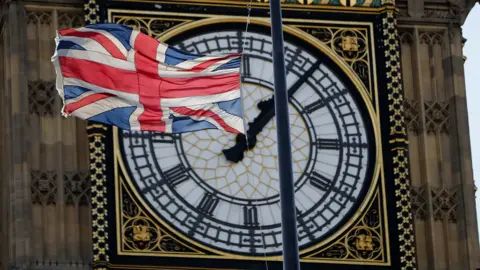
[268,0,301,269]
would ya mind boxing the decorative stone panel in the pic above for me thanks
[58,12,85,29]
[410,186,460,223]
[64,171,91,206]
[31,170,58,205]
[27,11,52,25]
[399,31,413,44]
[410,185,428,220]
[31,170,92,206]
[431,187,459,223]
[424,101,450,134]
[28,80,57,116]
[403,100,420,133]
[419,32,444,45]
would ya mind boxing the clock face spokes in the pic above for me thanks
[120,28,373,256]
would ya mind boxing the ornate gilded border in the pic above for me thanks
[88,123,110,270]
[108,13,390,267]
[382,9,417,270]
[85,0,101,24]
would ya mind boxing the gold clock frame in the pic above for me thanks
[106,12,392,266]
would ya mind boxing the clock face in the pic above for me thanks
[119,25,375,256]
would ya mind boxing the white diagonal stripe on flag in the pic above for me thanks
[71,96,134,119]
[160,89,240,107]
[56,49,136,71]
[63,77,140,103]
[76,27,129,58]
[57,35,112,56]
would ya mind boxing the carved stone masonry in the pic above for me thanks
[31,170,57,205]
[404,100,420,133]
[27,10,52,25]
[28,80,57,116]
[31,170,91,206]
[410,185,459,223]
[431,187,459,222]
[424,101,450,134]
[58,12,84,29]
[405,0,469,21]
[64,171,91,206]
[410,185,428,220]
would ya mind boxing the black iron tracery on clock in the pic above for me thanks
[119,28,374,256]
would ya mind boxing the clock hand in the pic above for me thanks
[223,60,322,163]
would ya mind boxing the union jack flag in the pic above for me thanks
[51,23,244,134]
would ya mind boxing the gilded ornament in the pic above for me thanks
[305,191,385,263]
[298,26,372,95]
[341,36,359,52]
[355,234,374,251]
[383,11,417,269]
[89,124,109,268]
[133,225,151,242]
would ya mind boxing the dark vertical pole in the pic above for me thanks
[268,0,301,269]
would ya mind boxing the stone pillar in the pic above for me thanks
[1,7,7,270]
[2,2,32,269]
[445,25,480,270]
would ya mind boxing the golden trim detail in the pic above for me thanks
[383,10,417,270]
[292,25,373,97]
[89,123,110,269]
[84,0,100,24]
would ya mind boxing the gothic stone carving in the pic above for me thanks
[64,171,91,206]
[31,170,91,206]
[31,170,58,205]
[410,186,460,223]
[28,81,57,116]
[404,100,420,133]
[410,185,428,220]
[424,101,450,134]
[431,187,459,222]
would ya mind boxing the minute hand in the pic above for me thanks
[222,60,322,163]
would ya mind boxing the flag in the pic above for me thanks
[51,23,245,134]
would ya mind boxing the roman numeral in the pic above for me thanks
[304,99,327,114]
[151,133,175,144]
[309,171,332,192]
[287,60,322,98]
[164,164,189,187]
[243,206,259,227]
[241,55,251,78]
[316,138,340,150]
[303,88,348,114]
[197,193,219,216]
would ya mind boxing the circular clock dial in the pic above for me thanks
[120,26,375,256]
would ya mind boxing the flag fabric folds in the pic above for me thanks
[51,23,245,134]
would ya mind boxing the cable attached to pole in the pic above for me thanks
[239,2,271,269]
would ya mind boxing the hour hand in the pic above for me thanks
[222,134,257,163]
[223,98,274,163]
